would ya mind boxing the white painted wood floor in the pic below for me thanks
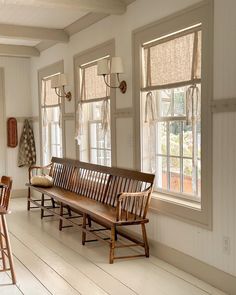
[0,198,227,295]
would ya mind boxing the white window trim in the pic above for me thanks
[133,0,213,229]
[38,60,64,165]
[73,39,117,166]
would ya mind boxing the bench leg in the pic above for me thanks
[82,213,87,245]
[59,203,63,231]
[41,194,45,219]
[109,225,116,264]
[27,187,31,211]
[67,206,72,217]
[88,216,92,228]
[141,223,149,257]
[51,198,56,208]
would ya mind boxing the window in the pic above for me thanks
[133,2,213,228]
[141,26,202,202]
[76,59,111,166]
[41,76,63,165]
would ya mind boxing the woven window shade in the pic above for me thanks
[81,64,108,100]
[42,78,59,106]
[142,29,201,90]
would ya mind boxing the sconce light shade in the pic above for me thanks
[111,57,124,74]
[51,73,68,89]
[97,59,109,75]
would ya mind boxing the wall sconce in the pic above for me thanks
[51,73,72,101]
[97,57,127,94]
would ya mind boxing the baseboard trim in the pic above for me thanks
[149,239,236,295]
[120,227,235,295]
[12,189,27,198]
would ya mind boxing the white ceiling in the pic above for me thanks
[0,0,134,56]
[0,4,87,29]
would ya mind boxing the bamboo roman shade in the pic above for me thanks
[41,78,59,106]
[80,64,108,100]
[142,27,202,90]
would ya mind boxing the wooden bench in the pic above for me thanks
[26,157,155,263]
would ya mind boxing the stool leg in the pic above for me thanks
[0,218,6,270]
[1,215,16,284]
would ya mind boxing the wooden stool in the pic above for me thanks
[0,177,16,284]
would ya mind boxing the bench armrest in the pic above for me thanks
[28,163,53,183]
[116,187,152,222]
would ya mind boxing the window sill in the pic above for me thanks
[152,191,201,210]
[149,191,212,230]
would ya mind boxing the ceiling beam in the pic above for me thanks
[0,24,69,43]
[0,44,40,57]
[4,0,126,15]
[65,12,108,36]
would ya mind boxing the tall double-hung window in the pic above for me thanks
[134,2,213,227]
[41,76,63,165]
[141,26,202,202]
[75,58,111,166]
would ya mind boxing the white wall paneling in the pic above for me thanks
[0,68,6,176]
[0,57,32,190]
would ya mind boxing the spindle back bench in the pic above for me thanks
[26,157,155,263]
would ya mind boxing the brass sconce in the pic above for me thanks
[97,57,127,94]
[51,73,72,101]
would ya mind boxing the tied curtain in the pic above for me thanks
[75,62,110,145]
[41,77,62,128]
[142,27,202,171]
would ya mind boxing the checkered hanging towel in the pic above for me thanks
[18,119,36,167]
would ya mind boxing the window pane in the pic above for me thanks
[173,87,185,116]
[170,157,180,192]
[159,89,171,116]
[156,156,167,190]
[183,159,193,195]
[157,122,167,155]
[183,122,193,158]
[197,159,201,197]
[197,122,201,159]
[89,120,111,166]
[169,121,180,156]
[42,105,62,165]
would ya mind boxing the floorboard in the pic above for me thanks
[0,198,227,295]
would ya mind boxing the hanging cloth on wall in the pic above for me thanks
[18,119,36,167]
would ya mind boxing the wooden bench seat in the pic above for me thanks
[26,157,155,263]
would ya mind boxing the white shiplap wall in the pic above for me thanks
[30,0,236,277]
[0,57,32,190]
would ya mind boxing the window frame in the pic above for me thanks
[74,40,116,166]
[133,0,213,229]
[38,60,65,165]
